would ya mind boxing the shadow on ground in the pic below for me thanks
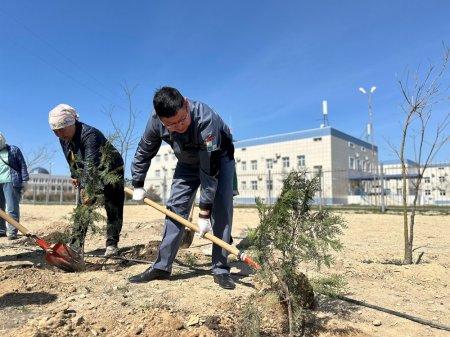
[0,248,48,268]
[301,295,364,337]
[0,292,57,308]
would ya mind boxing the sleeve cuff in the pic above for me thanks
[132,180,145,188]
[199,202,213,211]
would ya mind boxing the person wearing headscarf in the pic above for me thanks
[0,132,29,239]
[48,104,124,257]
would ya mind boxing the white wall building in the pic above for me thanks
[377,161,450,206]
[24,167,76,203]
[144,126,378,205]
[143,126,450,206]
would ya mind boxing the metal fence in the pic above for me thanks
[145,163,450,207]
[18,162,449,207]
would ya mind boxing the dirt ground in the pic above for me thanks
[0,205,449,337]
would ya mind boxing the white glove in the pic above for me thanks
[197,217,212,238]
[132,188,146,201]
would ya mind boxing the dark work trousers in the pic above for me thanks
[71,169,124,249]
[153,156,235,275]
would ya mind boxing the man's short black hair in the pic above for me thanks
[153,87,184,118]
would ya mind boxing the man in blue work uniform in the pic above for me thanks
[129,87,236,290]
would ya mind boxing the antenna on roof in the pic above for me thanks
[321,100,329,128]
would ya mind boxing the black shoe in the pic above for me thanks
[128,267,171,284]
[213,273,235,290]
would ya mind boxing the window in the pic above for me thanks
[266,159,273,169]
[266,179,273,191]
[439,176,446,183]
[297,155,305,167]
[397,188,402,195]
[440,190,446,196]
[155,155,161,162]
[349,157,355,169]
[313,137,322,142]
[251,160,258,170]
[313,165,322,177]
[357,159,362,171]
[155,170,160,177]
[348,142,355,148]
[425,190,431,196]
[241,181,247,190]
[282,157,290,168]
[251,181,258,190]
[163,154,168,161]
[424,177,430,183]
[361,147,366,152]
[241,161,247,171]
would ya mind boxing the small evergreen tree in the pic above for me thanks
[249,171,346,336]
[69,141,122,254]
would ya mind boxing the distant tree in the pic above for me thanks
[391,45,449,264]
[25,146,56,171]
[105,83,140,170]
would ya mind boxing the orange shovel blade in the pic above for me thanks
[44,242,85,272]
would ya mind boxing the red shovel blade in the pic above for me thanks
[47,242,85,272]
[34,238,85,272]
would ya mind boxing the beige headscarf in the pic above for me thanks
[48,104,79,130]
[0,132,6,150]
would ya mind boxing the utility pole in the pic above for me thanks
[359,86,379,207]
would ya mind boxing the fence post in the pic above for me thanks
[380,163,386,212]
[59,181,63,204]
[268,169,272,205]
[45,183,49,205]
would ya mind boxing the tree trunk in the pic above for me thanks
[405,200,418,265]
[401,162,411,264]
[400,117,411,265]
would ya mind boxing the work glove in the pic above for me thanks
[197,216,212,238]
[132,187,146,201]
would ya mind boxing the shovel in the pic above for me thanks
[125,187,260,270]
[0,209,85,272]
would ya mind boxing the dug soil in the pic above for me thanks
[0,205,448,336]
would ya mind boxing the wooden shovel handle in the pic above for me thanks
[124,187,240,257]
[0,208,30,235]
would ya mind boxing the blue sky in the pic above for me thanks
[1,1,449,175]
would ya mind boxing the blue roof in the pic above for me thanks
[234,126,377,151]
[381,159,419,166]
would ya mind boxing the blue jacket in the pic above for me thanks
[3,145,29,188]
[131,99,234,211]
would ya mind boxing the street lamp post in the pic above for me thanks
[358,86,379,206]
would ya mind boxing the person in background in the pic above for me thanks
[48,104,124,257]
[0,132,29,240]
[129,86,236,290]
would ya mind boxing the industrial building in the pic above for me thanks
[145,126,379,205]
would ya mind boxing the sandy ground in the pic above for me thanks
[0,205,449,337]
